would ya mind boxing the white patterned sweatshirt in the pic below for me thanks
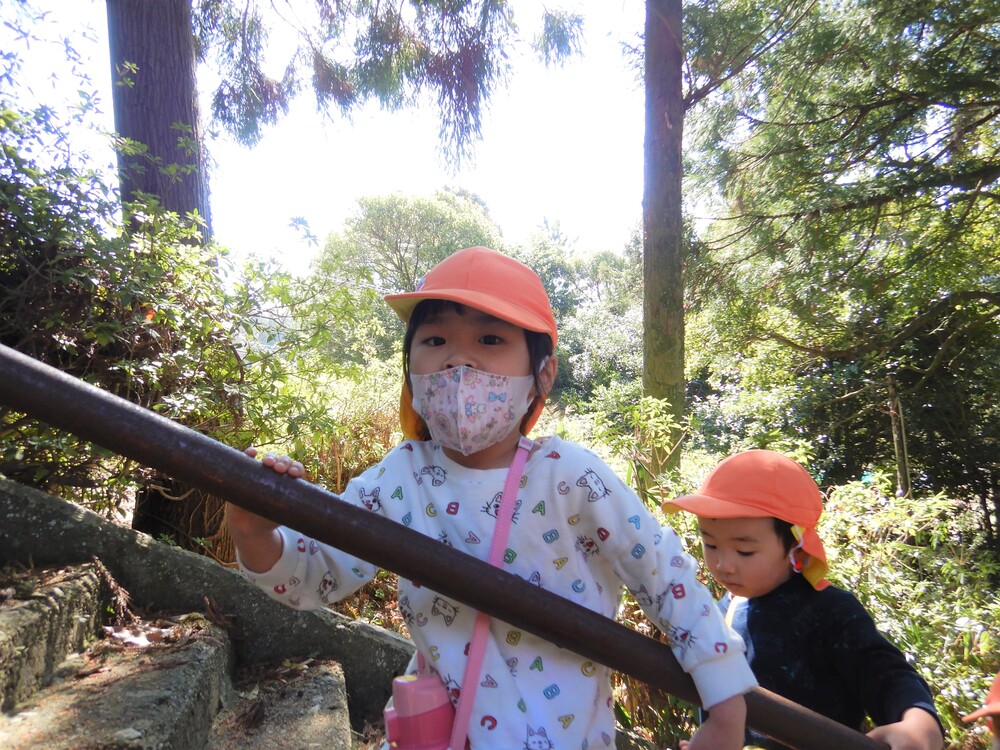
[237,435,756,750]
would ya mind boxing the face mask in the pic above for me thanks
[411,366,536,455]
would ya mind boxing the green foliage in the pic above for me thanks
[683,0,1000,522]
[0,45,336,514]
[514,230,644,403]
[586,380,689,506]
[534,9,585,67]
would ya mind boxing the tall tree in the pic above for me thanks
[641,0,811,474]
[107,0,211,233]
[642,0,685,475]
[684,0,1000,512]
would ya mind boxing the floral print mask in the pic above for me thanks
[411,366,535,455]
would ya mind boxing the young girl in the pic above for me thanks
[226,246,756,749]
[664,449,944,750]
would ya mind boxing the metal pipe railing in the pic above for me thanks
[0,343,885,750]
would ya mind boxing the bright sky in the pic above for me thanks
[11,1,646,274]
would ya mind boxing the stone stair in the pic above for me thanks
[0,562,357,749]
[0,479,416,750]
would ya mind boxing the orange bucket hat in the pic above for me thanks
[963,670,1000,732]
[384,246,558,440]
[663,449,831,590]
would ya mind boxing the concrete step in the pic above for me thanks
[211,659,355,750]
[0,564,107,712]
[0,564,355,749]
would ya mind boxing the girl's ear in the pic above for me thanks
[537,355,558,396]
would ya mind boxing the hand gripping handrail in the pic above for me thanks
[0,343,886,750]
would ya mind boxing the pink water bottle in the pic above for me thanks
[384,672,455,749]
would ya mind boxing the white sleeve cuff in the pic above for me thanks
[689,652,757,710]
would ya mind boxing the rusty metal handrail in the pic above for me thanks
[0,343,885,750]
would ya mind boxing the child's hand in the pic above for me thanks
[679,694,747,750]
[246,446,305,478]
[866,707,944,750]
[225,446,303,574]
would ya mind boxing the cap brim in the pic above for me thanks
[384,289,554,337]
[663,494,777,518]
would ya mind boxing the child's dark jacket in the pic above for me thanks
[724,574,939,750]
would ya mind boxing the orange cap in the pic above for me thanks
[384,247,558,440]
[963,671,1000,731]
[663,450,830,590]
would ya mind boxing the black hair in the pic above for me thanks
[402,299,554,439]
[773,518,798,554]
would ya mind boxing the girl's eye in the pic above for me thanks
[702,542,717,551]
[423,335,445,347]
[737,550,755,558]
[480,334,503,345]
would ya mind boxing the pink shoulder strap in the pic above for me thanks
[448,436,532,750]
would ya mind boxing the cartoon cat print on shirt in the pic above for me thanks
[524,725,555,750]
[443,674,462,704]
[358,486,381,512]
[667,624,697,654]
[431,596,458,626]
[398,595,416,628]
[482,492,522,522]
[577,469,611,502]
[629,584,654,607]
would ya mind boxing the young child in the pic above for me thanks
[663,449,945,750]
[963,670,1000,750]
[226,246,756,750]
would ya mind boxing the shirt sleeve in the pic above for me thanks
[236,470,381,610]
[825,590,939,726]
[571,450,757,708]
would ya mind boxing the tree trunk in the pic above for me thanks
[886,374,911,498]
[106,0,212,234]
[642,0,685,474]
[107,0,221,555]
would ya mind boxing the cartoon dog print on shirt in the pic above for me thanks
[577,469,611,502]
[417,465,447,486]
[358,486,381,512]
[317,571,339,604]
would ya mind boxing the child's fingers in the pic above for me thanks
[267,453,305,477]
[246,448,305,478]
